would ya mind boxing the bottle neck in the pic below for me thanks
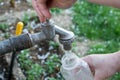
[61,51,79,70]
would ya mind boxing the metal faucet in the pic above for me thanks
[55,25,74,50]
[0,20,75,55]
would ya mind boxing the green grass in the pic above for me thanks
[72,0,120,41]
[87,40,120,54]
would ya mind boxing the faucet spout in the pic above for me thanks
[54,25,75,50]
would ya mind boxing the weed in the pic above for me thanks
[50,8,61,14]
[0,23,8,32]
[49,41,59,49]
[18,49,64,80]
[22,13,31,25]
[26,63,45,80]
[18,49,45,80]
[45,54,61,73]
[4,32,10,39]
[21,12,37,25]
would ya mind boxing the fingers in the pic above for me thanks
[37,0,51,21]
[32,0,51,22]
[32,0,44,22]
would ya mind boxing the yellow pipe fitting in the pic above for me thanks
[15,22,24,36]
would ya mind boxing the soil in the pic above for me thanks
[0,0,32,15]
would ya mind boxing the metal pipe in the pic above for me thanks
[30,32,46,45]
[0,32,46,55]
[0,34,32,55]
[55,25,74,40]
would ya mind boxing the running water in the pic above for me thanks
[60,51,94,80]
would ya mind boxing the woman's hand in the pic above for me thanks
[32,0,76,22]
[82,53,120,80]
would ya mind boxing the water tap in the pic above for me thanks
[33,19,75,50]
[0,20,75,55]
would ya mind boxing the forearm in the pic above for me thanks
[112,51,120,72]
[88,0,120,8]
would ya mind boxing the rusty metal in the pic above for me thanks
[0,34,32,55]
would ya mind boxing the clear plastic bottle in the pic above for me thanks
[60,51,94,80]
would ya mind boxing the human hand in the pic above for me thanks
[82,53,120,80]
[32,0,76,22]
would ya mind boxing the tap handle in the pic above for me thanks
[41,20,55,40]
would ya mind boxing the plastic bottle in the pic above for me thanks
[60,51,94,80]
